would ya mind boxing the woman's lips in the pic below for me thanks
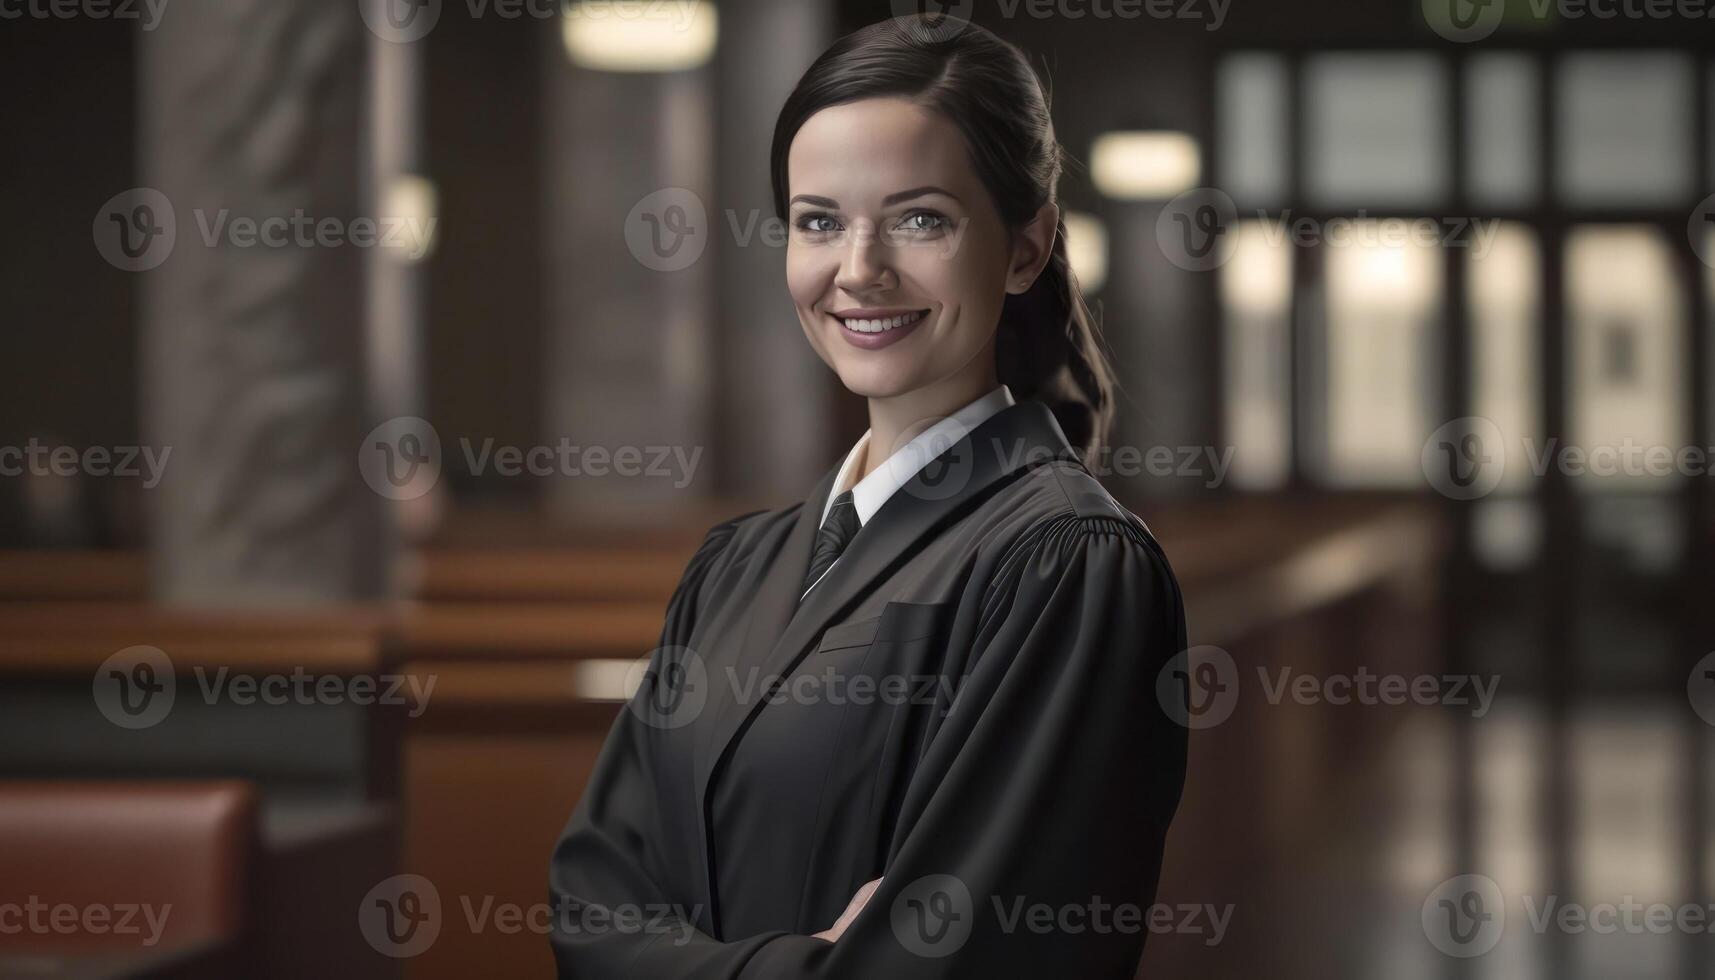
[830,308,930,351]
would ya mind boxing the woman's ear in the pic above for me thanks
[1006,202,1059,295]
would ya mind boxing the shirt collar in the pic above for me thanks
[821,384,1016,528]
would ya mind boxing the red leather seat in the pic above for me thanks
[0,780,258,955]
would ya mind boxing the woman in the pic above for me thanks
[550,14,1188,978]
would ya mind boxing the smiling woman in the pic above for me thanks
[549,13,1189,979]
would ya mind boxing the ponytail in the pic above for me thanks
[997,214,1116,458]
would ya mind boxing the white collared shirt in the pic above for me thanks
[803,384,1015,598]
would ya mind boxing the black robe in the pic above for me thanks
[549,400,1189,978]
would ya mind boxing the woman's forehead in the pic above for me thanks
[787,98,975,206]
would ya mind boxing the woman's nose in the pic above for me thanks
[833,223,895,293]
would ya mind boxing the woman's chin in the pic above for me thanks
[833,365,919,400]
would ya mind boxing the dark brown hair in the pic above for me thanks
[769,13,1117,456]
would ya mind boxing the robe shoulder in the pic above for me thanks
[668,504,801,610]
[989,458,1175,568]
[973,460,1185,649]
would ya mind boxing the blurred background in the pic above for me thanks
[1,0,1712,977]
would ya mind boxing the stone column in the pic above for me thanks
[139,0,386,602]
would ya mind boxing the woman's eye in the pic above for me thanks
[795,214,840,235]
[895,211,949,235]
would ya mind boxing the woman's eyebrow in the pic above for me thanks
[788,187,961,209]
[882,185,959,206]
[788,194,840,209]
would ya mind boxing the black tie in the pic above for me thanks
[803,490,860,596]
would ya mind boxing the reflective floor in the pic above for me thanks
[1154,700,1712,980]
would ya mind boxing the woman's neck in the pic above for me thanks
[859,361,998,482]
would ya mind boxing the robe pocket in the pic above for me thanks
[815,615,882,654]
[813,602,951,655]
[872,600,951,644]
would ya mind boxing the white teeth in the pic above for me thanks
[841,310,926,333]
